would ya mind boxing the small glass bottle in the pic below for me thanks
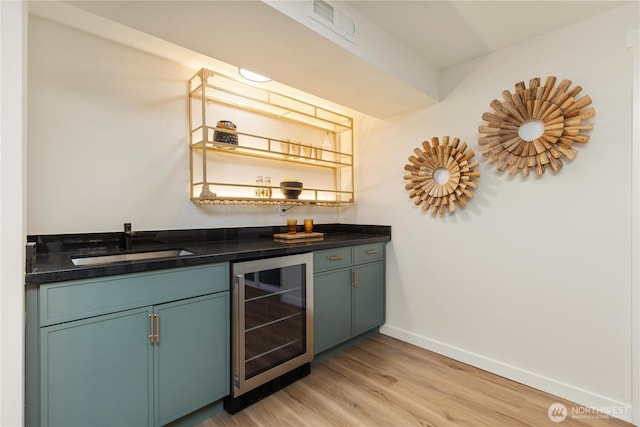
[255,176,263,198]
[263,177,272,199]
[322,132,334,162]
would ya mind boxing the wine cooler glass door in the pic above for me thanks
[232,252,313,396]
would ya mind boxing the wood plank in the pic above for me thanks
[273,232,324,240]
[198,335,632,427]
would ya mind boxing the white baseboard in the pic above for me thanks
[380,325,633,424]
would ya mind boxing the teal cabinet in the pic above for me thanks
[35,264,230,427]
[313,243,385,354]
[313,268,352,353]
[155,293,229,425]
[352,261,385,336]
[41,308,154,427]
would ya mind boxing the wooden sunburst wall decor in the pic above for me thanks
[478,76,595,176]
[403,136,480,216]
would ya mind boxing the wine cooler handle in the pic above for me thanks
[233,274,245,392]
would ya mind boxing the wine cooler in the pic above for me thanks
[224,252,313,413]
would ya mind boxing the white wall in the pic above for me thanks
[0,2,26,426]
[25,2,640,423]
[27,16,355,235]
[629,26,640,426]
[355,3,638,420]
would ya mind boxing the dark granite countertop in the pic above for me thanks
[25,224,391,285]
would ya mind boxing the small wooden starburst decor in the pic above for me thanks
[478,76,595,176]
[403,136,480,216]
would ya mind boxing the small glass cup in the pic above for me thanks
[304,219,313,234]
[280,139,290,156]
[287,219,298,235]
[290,141,301,157]
[301,144,312,158]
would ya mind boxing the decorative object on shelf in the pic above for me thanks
[478,76,596,176]
[213,120,238,145]
[198,183,216,200]
[302,143,313,159]
[253,176,272,198]
[263,176,272,199]
[403,136,479,216]
[280,139,290,156]
[280,180,303,199]
[322,133,334,162]
[290,140,301,158]
[254,176,263,198]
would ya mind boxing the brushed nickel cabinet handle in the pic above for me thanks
[327,255,342,261]
[353,269,359,288]
[366,250,378,255]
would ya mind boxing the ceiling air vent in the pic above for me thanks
[309,0,356,43]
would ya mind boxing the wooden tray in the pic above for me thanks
[273,232,324,241]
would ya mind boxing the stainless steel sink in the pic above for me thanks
[71,249,195,266]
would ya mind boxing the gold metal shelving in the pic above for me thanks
[188,68,354,206]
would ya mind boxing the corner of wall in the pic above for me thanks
[0,2,27,426]
[627,25,640,427]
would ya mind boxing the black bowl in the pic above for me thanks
[280,181,302,199]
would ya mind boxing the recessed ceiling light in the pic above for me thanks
[239,68,271,82]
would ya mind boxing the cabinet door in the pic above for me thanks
[40,308,153,427]
[154,292,230,426]
[313,268,352,354]
[352,262,385,336]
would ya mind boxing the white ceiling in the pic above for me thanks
[346,1,631,70]
[31,1,631,118]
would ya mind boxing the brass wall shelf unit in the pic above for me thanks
[189,68,354,206]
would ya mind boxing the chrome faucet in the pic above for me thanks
[123,223,134,250]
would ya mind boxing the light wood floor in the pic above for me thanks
[198,334,633,427]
